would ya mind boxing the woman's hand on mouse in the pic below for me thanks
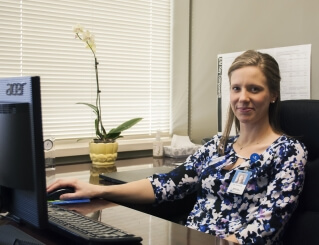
[48,178,155,204]
[47,178,103,200]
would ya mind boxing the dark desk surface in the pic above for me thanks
[0,198,230,245]
[1,157,236,245]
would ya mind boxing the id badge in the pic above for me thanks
[227,170,252,195]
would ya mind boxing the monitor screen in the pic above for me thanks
[0,76,48,228]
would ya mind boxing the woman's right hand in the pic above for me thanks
[47,178,104,200]
[47,177,155,204]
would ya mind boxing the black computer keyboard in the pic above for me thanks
[47,203,142,244]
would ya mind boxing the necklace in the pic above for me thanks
[236,131,272,151]
[236,140,260,150]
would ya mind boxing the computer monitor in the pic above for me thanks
[0,76,48,228]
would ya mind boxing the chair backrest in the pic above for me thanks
[280,100,319,244]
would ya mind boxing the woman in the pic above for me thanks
[48,50,307,244]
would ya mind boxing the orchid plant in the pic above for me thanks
[73,24,142,143]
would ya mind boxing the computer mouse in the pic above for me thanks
[47,187,75,201]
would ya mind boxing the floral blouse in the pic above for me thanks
[148,135,307,244]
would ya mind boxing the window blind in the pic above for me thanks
[0,0,171,140]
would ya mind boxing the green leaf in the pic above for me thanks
[105,132,121,139]
[78,101,142,141]
[108,118,143,134]
[77,102,98,114]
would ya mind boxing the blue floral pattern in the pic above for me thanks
[148,135,307,244]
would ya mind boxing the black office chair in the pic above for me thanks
[280,100,319,245]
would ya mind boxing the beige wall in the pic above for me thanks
[174,0,319,143]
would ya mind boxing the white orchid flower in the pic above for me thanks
[73,24,84,34]
[82,30,92,42]
[73,26,96,52]
[82,31,96,52]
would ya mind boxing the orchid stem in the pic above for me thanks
[76,32,104,138]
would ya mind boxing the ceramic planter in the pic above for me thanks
[89,142,118,166]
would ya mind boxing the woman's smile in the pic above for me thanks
[236,106,254,113]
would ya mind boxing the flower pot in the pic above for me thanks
[89,142,118,166]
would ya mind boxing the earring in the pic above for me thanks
[272,100,276,103]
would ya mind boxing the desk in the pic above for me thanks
[0,198,230,245]
[1,157,236,245]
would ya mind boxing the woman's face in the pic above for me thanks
[230,66,276,126]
